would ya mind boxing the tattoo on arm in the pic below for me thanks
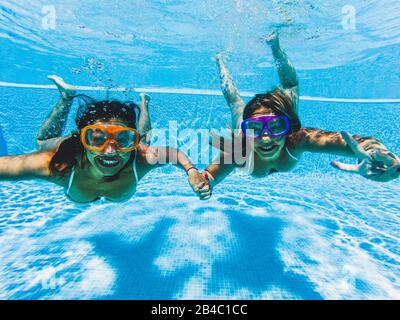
[302,128,344,145]
[299,128,386,156]
[352,135,387,152]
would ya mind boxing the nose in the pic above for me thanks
[261,132,272,142]
[103,140,118,154]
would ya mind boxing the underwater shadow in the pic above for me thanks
[212,211,322,299]
[89,217,197,299]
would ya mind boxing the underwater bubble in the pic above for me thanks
[70,68,81,74]
[96,63,105,71]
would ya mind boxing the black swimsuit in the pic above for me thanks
[268,168,279,175]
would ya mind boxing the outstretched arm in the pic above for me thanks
[298,128,388,156]
[203,130,248,186]
[203,157,236,187]
[296,128,400,182]
[143,146,211,200]
[0,151,53,181]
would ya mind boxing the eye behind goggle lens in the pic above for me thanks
[85,128,107,147]
[245,121,264,137]
[115,130,137,149]
[268,118,288,135]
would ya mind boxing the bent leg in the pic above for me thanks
[215,54,245,130]
[137,93,151,145]
[266,31,298,89]
[36,75,76,150]
[265,32,299,111]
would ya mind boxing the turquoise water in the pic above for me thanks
[0,1,400,299]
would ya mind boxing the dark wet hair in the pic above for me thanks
[243,88,301,134]
[49,95,140,176]
[74,95,138,129]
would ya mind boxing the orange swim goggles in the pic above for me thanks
[81,125,140,152]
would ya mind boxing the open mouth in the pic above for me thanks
[258,144,278,153]
[96,156,121,168]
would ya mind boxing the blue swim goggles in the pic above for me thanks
[241,115,290,139]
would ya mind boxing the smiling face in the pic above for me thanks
[247,109,287,161]
[83,119,133,177]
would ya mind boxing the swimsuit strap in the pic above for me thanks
[285,146,299,161]
[132,149,138,184]
[66,166,76,196]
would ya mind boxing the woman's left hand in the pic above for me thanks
[331,131,400,182]
[187,169,212,200]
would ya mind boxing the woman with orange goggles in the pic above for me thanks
[80,124,141,153]
[0,76,211,202]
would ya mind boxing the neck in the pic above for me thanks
[78,154,107,181]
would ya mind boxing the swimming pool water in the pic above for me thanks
[0,89,399,299]
[0,0,400,299]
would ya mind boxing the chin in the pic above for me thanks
[92,162,124,177]
[255,145,283,161]
[257,151,280,161]
[99,164,125,176]
[99,169,119,177]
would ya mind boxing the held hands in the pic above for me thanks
[331,131,400,182]
[187,168,212,200]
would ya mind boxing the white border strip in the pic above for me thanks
[1,81,399,103]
